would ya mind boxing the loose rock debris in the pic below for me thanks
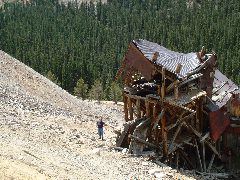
[0,50,200,179]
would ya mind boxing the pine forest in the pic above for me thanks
[0,0,239,101]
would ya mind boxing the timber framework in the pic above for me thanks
[115,39,240,173]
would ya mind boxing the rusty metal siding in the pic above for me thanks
[209,107,230,141]
[123,43,156,81]
[133,39,202,78]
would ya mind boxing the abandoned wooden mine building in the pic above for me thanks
[115,39,240,172]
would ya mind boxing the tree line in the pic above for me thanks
[0,0,239,101]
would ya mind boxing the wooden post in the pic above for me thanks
[207,154,215,172]
[153,108,165,129]
[166,80,179,93]
[200,98,204,131]
[176,151,179,169]
[175,63,182,74]
[202,142,206,172]
[153,103,157,117]
[184,123,221,158]
[136,99,141,118]
[152,52,159,63]
[161,68,166,99]
[174,80,179,100]
[129,135,157,148]
[161,114,168,157]
[195,139,203,172]
[168,122,183,154]
[179,149,194,169]
[196,98,203,131]
[128,96,133,120]
[157,85,161,97]
[145,100,150,118]
[124,95,129,121]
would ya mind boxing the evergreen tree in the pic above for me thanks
[0,0,239,95]
[109,81,122,104]
[45,70,60,85]
[88,79,104,102]
[73,77,89,100]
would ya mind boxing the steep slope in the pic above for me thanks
[0,50,197,179]
[0,50,123,121]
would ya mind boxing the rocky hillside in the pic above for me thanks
[0,50,198,179]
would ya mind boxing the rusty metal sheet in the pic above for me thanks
[209,107,230,141]
[122,42,156,81]
[212,69,240,108]
[133,39,202,78]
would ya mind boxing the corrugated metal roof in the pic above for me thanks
[133,39,203,78]
[212,69,240,108]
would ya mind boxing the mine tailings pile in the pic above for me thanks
[115,39,240,175]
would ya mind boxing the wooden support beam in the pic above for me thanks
[195,100,201,132]
[182,137,194,147]
[179,149,195,169]
[166,74,202,94]
[124,96,129,121]
[129,135,157,148]
[166,80,180,93]
[202,142,206,172]
[116,123,130,147]
[166,112,195,131]
[196,172,229,179]
[152,103,157,120]
[161,68,166,99]
[128,96,134,120]
[145,100,150,118]
[124,93,146,101]
[153,108,165,129]
[136,99,141,118]
[196,99,203,132]
[200,132,210,143]
[186,56,212,77]
[164,100,196,113]
[168,122,183,154]
[168,143,183,155]
[195,139,203,172]
[207,154,215,172]
[157,85,161,97]
[183,123,221,158]
[175,63,183,74]
[155,67,176,82]
[161,115,168,157]
[174,80,179,100]
[178,73,203,87]
[176,151,179,169]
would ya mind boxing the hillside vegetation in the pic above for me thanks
[0,0,239,97]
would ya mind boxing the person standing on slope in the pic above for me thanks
[97,118,105,140]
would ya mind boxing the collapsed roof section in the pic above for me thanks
[133,39,202,78]
[117,39,217,88]
[212,69,240,108]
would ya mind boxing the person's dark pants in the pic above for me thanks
[98,127,103,140]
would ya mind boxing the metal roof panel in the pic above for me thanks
[133,39,202,78]
[212,69,240,108]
